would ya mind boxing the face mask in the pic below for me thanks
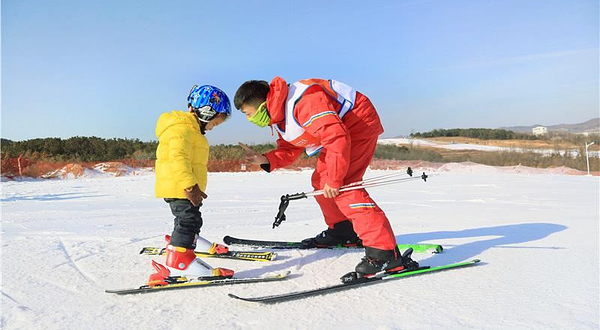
[247,102,270,127]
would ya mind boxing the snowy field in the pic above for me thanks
[1,166,599,330]
[379,138,600,158]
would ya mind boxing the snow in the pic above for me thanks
[42,162,154,179]
[379,138,600,158]
[1,166,599,330]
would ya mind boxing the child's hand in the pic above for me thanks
[184,184,208,207]
[239,142,268,165]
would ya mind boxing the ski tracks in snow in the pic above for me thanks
[1,291,33,312]
[1,291,38,330]
[54,237,101,288]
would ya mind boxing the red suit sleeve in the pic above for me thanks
[295,88,350,188]
[263,135,305,170]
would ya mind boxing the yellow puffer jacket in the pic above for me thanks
[154,110,209,198]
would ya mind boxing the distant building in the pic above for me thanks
[532,126,548,136]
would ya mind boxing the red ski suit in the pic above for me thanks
[263,77,397,251]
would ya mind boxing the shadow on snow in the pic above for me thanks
[228,223,567,279]
[396,222,568,266]
[1,192,106,202]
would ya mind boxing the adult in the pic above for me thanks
[234,77,417,276]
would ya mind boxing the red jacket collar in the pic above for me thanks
[266,76,288,125]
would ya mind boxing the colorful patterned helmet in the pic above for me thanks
[187,85,231,122]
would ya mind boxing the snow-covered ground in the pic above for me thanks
[1,166,599,330]
[379,138,600,158]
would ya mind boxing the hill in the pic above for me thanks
[501,118,600,134]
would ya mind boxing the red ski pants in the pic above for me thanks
[311,136,397,251]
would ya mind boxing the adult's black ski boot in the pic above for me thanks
[354,246,419,277]
[301,220,362,248]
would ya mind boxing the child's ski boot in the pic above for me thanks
[164,234,230,255]
[195,236,230,255]
[147,245,234,287]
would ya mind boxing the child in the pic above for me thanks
[234,77,418,277]
[148,85,234,286]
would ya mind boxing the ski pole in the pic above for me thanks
[340,167,415,188]
[304,166,418,194]
[272,168,428,228]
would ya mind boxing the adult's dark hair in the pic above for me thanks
[234,80,270,110]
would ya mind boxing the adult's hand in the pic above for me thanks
[323,183,340,198]
[239,142,268,165]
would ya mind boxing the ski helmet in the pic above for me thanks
[187,85,231,122]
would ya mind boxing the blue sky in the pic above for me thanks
[2,0,598,144]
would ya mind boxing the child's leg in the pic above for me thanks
[165,198,203,249]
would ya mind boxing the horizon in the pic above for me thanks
[2,0,599,144]
[1,116,599,143]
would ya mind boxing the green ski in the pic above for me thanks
[228,259,480,303]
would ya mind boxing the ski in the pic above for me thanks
[223,235,443,254]
[106,271,290,295]
[228,259,480,303]
[139,247,276,262]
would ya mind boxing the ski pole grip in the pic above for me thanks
[286,192,308,201]
[272,193,308,229]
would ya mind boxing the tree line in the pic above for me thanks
[1,137,158,162]
[1,135,597,173]
[410,128,537,140]
[0,137,286,162]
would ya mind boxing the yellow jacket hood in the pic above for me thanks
[155,110,200,138]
